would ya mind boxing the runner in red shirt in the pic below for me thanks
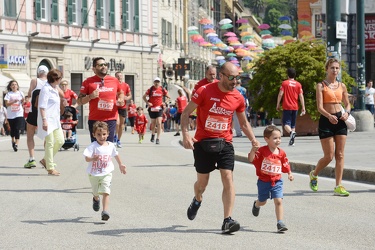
[114,71,132,148]
[77,57,125,142]
[192,65,219,95]
[60,80,78,107]
[127,100,137,134]
[181,62,259,234]
[174,89,188,136]
[142,77,170,144]
[135,107,148,143]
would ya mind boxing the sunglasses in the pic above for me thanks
[96,63,109,67]
[221,73,241,81]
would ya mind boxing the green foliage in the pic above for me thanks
[248,41,356,121]
[264,8,282,36]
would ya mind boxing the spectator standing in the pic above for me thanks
[60,80,78,107]
[114,71,132,148]
[181,62,259,234]
[365,80,375,115]
[127,100,137,134]
[142,77,170,144]
[174,89,188,136]
[192,65,219,95]
[4,80,25,152]
[233,80,248,137]
[77,57,125,143]
[0,103,7,136]
[276,68,305,146]
[169,104,177,131]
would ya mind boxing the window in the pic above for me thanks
[167,22,172,47]
[315,14,323,38]
[68,0,87,25]
[162,19,167,46]
[35,0,58,22]
[122,0,139,32]
[4,0,17,17]
[96,0,115,28]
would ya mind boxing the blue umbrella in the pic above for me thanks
[279,16,291,21]
[281,30,292,36]
[243,56,253,61]
[218,59,226,64]
[228,56,237,60]
[202,24,214,29]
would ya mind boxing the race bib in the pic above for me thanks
[260,158,282,176]
[151,106,161,112]
[204,115,229,133]
[11,104,20,112]
[62,123,72,130]
[97,99,114,111]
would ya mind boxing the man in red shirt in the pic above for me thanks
[276,68,305,146]
[181,62,260,234]
[114,71,132,148]
[192,65,218,95]
[174,89,188,136]
[142,77,170,144]
[60,80,78,107]
[77,57,125,142]
[127,100,137,134]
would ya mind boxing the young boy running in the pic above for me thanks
[83,121,126,221]
[248,125,294,232]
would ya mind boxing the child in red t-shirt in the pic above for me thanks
[135,107,148,143]
[61,111,78,141]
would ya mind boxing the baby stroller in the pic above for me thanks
[61,106,79,151]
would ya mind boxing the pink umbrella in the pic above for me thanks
[236,18,249,24]
[258,24,270,30]
[227,37,239,42]
[224,32,237,37]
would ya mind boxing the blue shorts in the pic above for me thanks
[282,110,297,128]
[257,179,284,202]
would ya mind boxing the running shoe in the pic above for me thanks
[93,197,100,212]
[288,131,296,146]
[252,201,260,217]
[24,160,37,168]
[150,134,155,143]
[334,185,350,197]
[101,211,110,221]
[187,197,201,220]
[156,139,160,144]
[309,171,318,192]
[12,142,18,152]
[174,132,180,136]
[117,141,122,148]
[221,217,240,233]
[277,221,288,232]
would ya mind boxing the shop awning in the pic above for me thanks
[2,71,31,91]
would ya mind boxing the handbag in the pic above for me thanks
[3,119,10,133]
[200,138,225,153]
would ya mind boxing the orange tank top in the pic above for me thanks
[322,82,343,104]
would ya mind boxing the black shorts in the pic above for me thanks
[193,141,235,174]
[118,108,127,118]
[175,112,182,124]
[148,108,163,119]
[128,116,135,127]
[26,110,38,126]
[318,115,347,139]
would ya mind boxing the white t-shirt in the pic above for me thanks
[365,87,375,105]
[83,141,118,176]
[4,91,25,119]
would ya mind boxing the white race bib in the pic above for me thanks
[97,99,114,111]
[204,115,229,133]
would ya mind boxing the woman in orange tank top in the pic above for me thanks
[309,58,351,197]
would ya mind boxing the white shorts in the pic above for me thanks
[88,173,112,196]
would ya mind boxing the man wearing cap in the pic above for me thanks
[143,77,170,144]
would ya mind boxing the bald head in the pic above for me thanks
[205,65,217,82]
[220,62,239,76]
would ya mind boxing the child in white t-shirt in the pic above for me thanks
[83,121,126,221]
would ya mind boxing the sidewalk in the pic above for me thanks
[232,126,375,184]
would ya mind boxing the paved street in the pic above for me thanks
[0,128,374,249]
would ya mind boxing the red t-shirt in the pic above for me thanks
[127,104,137,118]
[250,146,291,186]
[176,96,188,113]
[192,83,245,143]
[135,114,148,133]
[145,86,168,110]
[280,79,303,110]
[61,119,76,130]
[118,82,131,109]
[192,78,219,95]
[63,89,78,106]
[23,101,31,118]
[80,75,121,121]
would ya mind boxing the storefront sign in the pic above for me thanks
[84,56,125,71]
[365,15,375,51]
[8,55,27,65]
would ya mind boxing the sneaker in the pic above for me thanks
[252,201,260,217]
[289,131,296,146]
[92,197,100,212]
[221,217,240,233]
[156,139,160,144]
[24,160,37,168]
[309,171,318,192]
[277,221,288,232]
[12,142,18,152]
[139,139,142,144]
[117,141,122,148]
[334,185,350,197]
[101,211,110,221]
[150,134,155,143]
[174,132,180,136]
[187,197,201,220]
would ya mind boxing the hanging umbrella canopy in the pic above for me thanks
[236,18,249,24]
[242,35,254,40]
[229,41,242,46]
[224,32,237,37]
[260,30,272,35]
[213,51,222,55]
[299,26,311,31]
[187,26,199,31]
[244,41,257,47]
[190,34,202,40]
[206,33,218,37]
[279,16,291,21]
[299,20,310,26]
[258,23,270,29]
[228,56,237,61]
[282,36,294,40]
[279,24,292,29]
[227,53,237,57]
[215,56,225,60]
[238,24,251,30]
[243,56,253,61]
[262,35,273,39]
[188,30,200,35]
[281,30,292,36]
[202,24,214,29]
[227,37,239,42]
[220,23,233,29]
[219,18,232,25]
[299,14,310,19]
[240,31,252,37]
[299,30,312,36]
[204,29,215,34]
[218,59,226,64]
[284,40,295,45]
[199,18,212,24]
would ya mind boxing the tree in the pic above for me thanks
[248,41,356,121]
[245,0,265,17]
[263,8,282,36]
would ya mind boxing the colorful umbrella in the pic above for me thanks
[236,18,249,24]
[243,56,253,61]
[299,26,311,31]
[206,33,218,37]
[238,24,251,30]
[202,24,214,29]
[240,31,252,37]
[258,24,270,30]
[188,30,199,35]
[219,18,232,25]
[282,36,294,40]
[220,23,233,29]
[227,53,237,57]
[279,24,292,29]
[215,56,225,60]
[224,32,237,37]
[299,30,312,36]
[262,34,273,39]
[228,56,237,60]
[260,30,272,35]
[199,18,212,24]
[279,16,291,21]
[299,20,310,26]
[284,40,295,45]
[242,35,254,40]
[227,37,239,42]
[299,14,310,19]
[213,51,222,55]
[244,41,256,47]
[281,30,292,36]
[187,26,199,31]
[204,29,215,34]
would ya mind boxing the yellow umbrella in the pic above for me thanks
[213,51,222,55]
[240,31,252,37]
[282,36,294,40]
[238,24,251,30]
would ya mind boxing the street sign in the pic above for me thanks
[173,58,190,76]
